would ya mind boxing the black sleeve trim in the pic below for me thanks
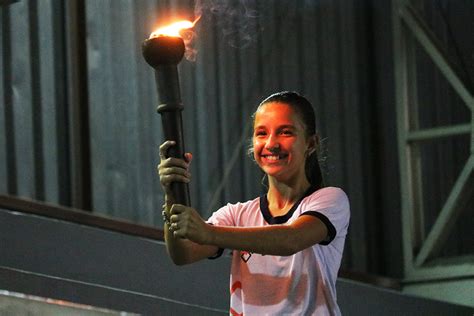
[208,247,224,260]
[299,211,337,245]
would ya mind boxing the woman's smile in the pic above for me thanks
[261,153,289,162]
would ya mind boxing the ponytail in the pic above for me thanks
[305,150,324,190]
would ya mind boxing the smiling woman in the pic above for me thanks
[158,91,350,315]
[252,92,323,192]
[253,102,311,186]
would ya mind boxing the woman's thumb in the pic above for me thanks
[184,152,193,164]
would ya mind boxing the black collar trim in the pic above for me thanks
[260,185,318,224]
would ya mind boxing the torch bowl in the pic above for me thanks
[142,36,185,67]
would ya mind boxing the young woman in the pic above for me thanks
[158,91,350,315]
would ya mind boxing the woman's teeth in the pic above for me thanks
[264,155,285,161]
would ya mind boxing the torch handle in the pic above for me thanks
[160,111,191,207]
[155,65,190,207]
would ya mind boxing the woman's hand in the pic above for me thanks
[168,204,212,245]
[158,140,193,198]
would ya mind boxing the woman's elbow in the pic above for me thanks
[172,258,190,266]
[281,236,315,256]
[276,242,301,256]
[167,250,193,266]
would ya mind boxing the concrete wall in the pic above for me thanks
[403,279,474,308]
[1,207,472,315]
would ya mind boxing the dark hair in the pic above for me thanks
[255,91,324,189]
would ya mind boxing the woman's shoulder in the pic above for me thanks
[222,196,260,211]
[315,186,347,195]
[308,186,349,204]
[209,197,260,225]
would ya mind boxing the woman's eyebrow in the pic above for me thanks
[278,125,296,129]
[255,124,295,129]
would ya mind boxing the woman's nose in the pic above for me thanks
[265,134,280,150]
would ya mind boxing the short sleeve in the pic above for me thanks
[299,187,350,245]
[205,203,236,259]
[207,203,237,227]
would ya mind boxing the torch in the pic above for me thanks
[142,21,194,206]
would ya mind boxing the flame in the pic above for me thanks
[150,17,200,38]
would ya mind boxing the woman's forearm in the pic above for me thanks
[206,216,327,256]
[164,203,218,265]
[166,204,327,258]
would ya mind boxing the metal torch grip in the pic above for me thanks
[155,65,190,207]
[160,111,191,207]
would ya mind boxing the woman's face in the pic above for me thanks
[253,102,311,184]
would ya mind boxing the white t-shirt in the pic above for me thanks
[207,186,350,316]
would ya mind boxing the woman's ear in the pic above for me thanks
[306,134,319,156]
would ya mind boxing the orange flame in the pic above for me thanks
[149,17,200,38]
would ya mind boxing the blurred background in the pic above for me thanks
[1,0,473,311]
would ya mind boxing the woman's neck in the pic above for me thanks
[266,177,311,216]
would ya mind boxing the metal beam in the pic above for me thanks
[404,258,474,282]
[414,155,474,266]
[406,32,425,252]
[400,4,474,111]
[393,0,416,274]
[65,0,92,210]
[472,111,474,154]
[406,124,471,142]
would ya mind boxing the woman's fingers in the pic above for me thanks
[159,141,193,165]
[159,140,175,160]
[157,142,193,186]
[168,205,210,243]
[158,165,191,185]
[170,204,186,215]
[159,163,190,178]
[159,156,189,169]
[169,205,190,233]
[160,174,191,186]
[168,206,186,237]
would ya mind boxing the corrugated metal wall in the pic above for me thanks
[1,0,71,204]
[0,0,409,275]
[1,0,471,276]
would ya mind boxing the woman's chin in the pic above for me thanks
[262,168,288,181]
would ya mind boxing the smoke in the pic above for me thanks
[178,0,314,61]
[192,0,261,52]
[181,28,199,62]
[181,0,260,61]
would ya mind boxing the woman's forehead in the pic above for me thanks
[254,102,302,126]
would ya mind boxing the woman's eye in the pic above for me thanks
[255,131,266,137]
[281,130,293,135]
